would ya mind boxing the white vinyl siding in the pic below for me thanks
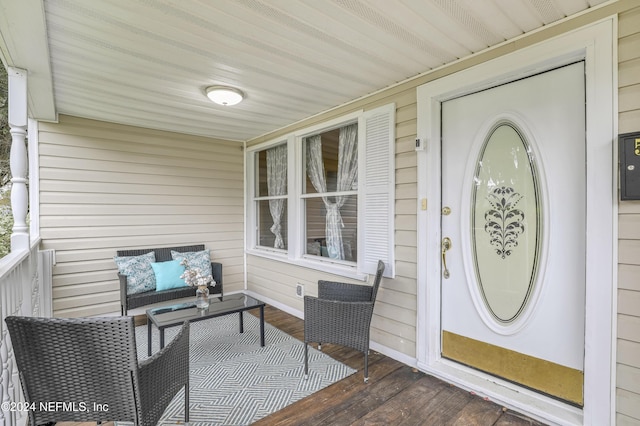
[39,115,244,317]
[617,5,640,424]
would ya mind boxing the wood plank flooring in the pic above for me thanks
[61,305,547,426]
[251,306,546,426]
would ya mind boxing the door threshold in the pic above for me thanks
[417,359,583,426]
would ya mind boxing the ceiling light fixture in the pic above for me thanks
[205,85,244,106]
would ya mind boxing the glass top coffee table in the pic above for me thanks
[146,293,266,356]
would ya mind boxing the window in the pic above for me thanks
[303,124,358,262]
[253,143,288,251]
[246,104,396,278]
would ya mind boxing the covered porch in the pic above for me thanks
[1,1,639,425]
[60,306,545,426]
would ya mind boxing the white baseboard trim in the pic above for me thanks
[370,340,418,369]
[244,290,418,370]
[244,290,304,319]
[100,288,417,374]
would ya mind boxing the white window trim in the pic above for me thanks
[251,141,289,254]
[245,138,289,256]
[294,111,361,275]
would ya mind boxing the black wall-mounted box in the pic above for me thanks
[620,132,640,200]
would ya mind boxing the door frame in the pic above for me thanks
[416,19,616,426]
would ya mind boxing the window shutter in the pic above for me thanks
[358,103,395,278]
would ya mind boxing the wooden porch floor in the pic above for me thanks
[62,305,547,426]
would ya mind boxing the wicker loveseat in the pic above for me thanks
[117,244,223,315]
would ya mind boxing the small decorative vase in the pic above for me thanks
[195,285,210,309]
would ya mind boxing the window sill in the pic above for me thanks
[246,248,368,281]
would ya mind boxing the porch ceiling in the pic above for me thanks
[0,0,609,142]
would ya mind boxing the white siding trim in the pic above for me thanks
[28,118,41,243]
[243,139,248,292]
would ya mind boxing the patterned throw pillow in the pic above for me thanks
[114,251,157,295]
[171,250,212,278]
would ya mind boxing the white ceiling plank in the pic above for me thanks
[393,0,476,60]
[527,0,566,24]
[402,0,493,53]
[49,40,352,112]
[431,0,506,45]
[0,0,609,140]
[458,0,525,41]
[45,1,389,113]
[213,0,424,81]
[494,0,545,33]
[552,0,591,16]
[294,0,453,68]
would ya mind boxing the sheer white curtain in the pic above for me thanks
[334,123,358,258]
[305,123,358,260]
[266,144,287,249]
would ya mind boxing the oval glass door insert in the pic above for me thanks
[471,122,542,323]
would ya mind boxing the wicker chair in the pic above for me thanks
[5,315,189,426]
[303,260,385,383]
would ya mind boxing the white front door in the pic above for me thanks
[439,62,586,405]
[417,21,615,424]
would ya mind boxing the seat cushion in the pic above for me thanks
[114,251,156,294]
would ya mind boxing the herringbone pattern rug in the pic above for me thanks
[136,312,356,425]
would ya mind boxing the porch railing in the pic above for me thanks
[0,242,53,426]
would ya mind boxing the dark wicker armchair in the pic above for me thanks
[304,260,385,383]
[5,315,189,426]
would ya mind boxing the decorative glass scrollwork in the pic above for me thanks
[484,186,525,259]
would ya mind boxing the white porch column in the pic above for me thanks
[7,67,29,252]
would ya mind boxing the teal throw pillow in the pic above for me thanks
[152,260,188,291]
[114,252,156,295]
[171,249,213,278]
